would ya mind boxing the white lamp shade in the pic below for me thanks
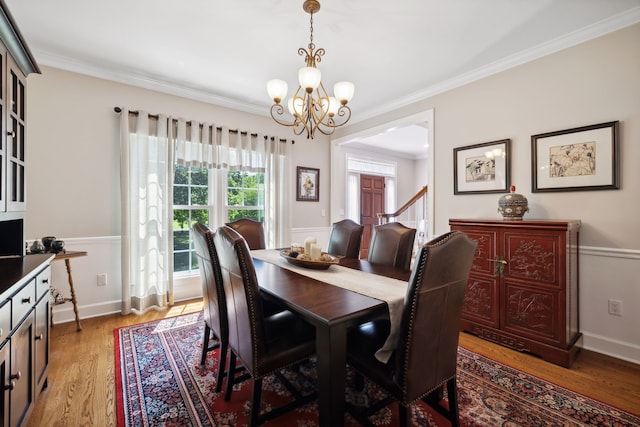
[267,79,288,102]
[298,67,322,91]
[288,97,304,116]
[334,81,355,103]
[321,96,340,117]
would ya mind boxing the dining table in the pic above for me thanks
[251,249,412,427]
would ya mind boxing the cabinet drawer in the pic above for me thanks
[36,266,52,300]
[0,301,10,342]
[12,280,35,326]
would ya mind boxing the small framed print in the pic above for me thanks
[296,166,319,201]
[454,139,511,194]
[531,121,619,192]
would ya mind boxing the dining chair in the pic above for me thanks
[326,219,364,258]
[214,225,317,426]
[346,230,477,427]
[191,222,229,393]
[367,222,416,270]
[225,218,266,250]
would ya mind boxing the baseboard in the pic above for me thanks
[582,332,640,365]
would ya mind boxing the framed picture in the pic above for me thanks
[454,139,511,194]
[296,166,320,201]
[531,121,619,192]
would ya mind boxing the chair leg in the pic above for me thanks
[224,351,237,402]
[200,325,211,365]
[398,402,410,427]
[447,378,460,427]
[215,340,228,393]
[250,377,263,427]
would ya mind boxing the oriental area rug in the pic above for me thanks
[115,312,640,426]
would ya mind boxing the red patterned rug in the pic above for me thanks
[115,312,639,426]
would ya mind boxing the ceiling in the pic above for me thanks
[6,0,640,157]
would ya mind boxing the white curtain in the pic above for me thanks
[119,109,175,314]
[174,119,292,248]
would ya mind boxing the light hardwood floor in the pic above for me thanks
[27,299,640,426]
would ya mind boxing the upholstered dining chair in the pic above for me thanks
[346,230,477,427]
[225,218,266,250]
[367,222,416,270]
[327,219,364,259]
[214,225,317,426]
[191,222,229,393]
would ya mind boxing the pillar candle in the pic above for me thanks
[310,243,321,260]
[304,237,317,254]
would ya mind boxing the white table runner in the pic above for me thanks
[251,249,408,362]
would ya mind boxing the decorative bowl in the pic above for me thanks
[279,249,339,270]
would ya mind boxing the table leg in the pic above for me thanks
[63,259,82,331]
[316,323,348,427]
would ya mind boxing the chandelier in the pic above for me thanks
[267,0,354,139]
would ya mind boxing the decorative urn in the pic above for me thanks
[498,185,529,220]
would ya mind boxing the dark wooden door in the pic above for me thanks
[359,174,385,259]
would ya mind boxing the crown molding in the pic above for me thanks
[33,6,640,123]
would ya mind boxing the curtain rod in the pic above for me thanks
[113,107,293,144]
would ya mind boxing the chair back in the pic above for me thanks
[367,222,416,270]
[395,230,477,402]
[225,218,266,250]
[327,219,364,258]
[192,223,227,341]
[214,225,266,372]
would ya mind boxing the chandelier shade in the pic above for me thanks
[267,0,354,139]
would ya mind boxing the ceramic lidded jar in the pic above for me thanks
[498,185,529,220]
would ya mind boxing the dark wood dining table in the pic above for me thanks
[253,255,411,427]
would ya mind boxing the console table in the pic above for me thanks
[52,250,87,331]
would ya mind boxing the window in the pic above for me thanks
[172,166,265,275]
[173,164,211,273]
[227,170,265,223]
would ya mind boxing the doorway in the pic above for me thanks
[359,174,385,259]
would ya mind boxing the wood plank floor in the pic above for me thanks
[27,299,640,426]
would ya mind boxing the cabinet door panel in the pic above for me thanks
[463,276,499,327]
[10,315,33,427]
[503,230,561,287]
[0,341,9,427]
[502,282,562,345]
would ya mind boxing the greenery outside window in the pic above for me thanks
[172,166,265,275]
[173,165,210,274]
[227,170,265,223]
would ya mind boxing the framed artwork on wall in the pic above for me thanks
[454,139,511,194]
[531,121,619,192]
[296,166,320,201]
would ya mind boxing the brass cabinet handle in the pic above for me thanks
[4,380,15,391]
[488,257,507,277]
[10,371,21,380]
[7,130,15,138]
[35,334,44,341]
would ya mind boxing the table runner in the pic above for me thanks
[251,249,408,362]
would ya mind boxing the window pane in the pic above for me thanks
[191,168,207,185]
[174,252,189,272]
[173,209,190,231]
[191,186,208,205]
[174,186,188,205]
[227,188,241,206]
[174,165,188,185]
[192,209,209,226]
[243,189,258,206]
[174,229,190,251]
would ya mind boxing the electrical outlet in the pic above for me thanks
[608,299,622,316]
[97,273,108,286]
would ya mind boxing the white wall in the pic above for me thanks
[333,23,640,363]
[27,24,640,364]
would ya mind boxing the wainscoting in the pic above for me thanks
[43,233,639,364]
